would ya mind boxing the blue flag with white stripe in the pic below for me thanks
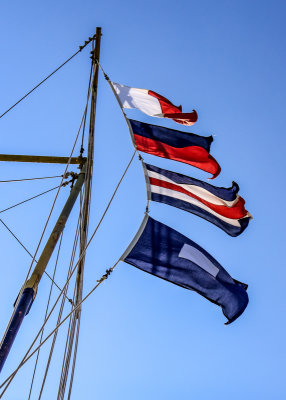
[122,216,248,324]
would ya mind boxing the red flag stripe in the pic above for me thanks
[134,134,221,179]
[164,111,198,126]
[149,177,247,219]
[148,90,198,126]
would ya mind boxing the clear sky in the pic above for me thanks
[0,0,285,399]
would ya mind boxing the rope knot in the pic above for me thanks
[96,268,113,283]
[69,172,79,188]
[105,268,112,277]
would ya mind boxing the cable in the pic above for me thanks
[38,199,83,399]
[0,185,61,215]
[0,218,70,299]
[0,68,94,353]
[0,34,97,120]
[0,175,64,183]
[27,233,64,400]
[0,150,136,395]
[1,260,120,399]
[80,62,94,151]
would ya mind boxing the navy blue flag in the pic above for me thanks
[144,163,252,236]
[122,216,248,324]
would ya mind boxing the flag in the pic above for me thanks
[122,217,248,324]
[129,119,221,179]
[112,82,198,126]
[144,163,252,236]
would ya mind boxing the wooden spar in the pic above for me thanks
[58,28,102,393]
[0,28,102,374]
[0,154,86,164]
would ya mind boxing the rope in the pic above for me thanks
[38,53,93,397]
[54,187,85,400]
[0,218,71,300]
[58,39,96,399]
[0,185,62,215]
[67,312,80,400]
[57,181,91,398]
[1,261,120,398]
[27,233,64,400]
[65,194,91,399]
[60,143,93,398]
[0,72,93,350]
[80,62,94,152]
[0,175,65,183]
[38,206,83,399]
[0,150,136,395]
[0,34,97,120]
[58,314,77,400]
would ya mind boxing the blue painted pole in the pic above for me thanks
[0,288,34,372]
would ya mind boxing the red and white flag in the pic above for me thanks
[112,82,198,126]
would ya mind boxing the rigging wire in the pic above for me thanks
[80,62,94,151]
[0,34,98,396]
[0,67,94,353]
[0,175,66,183]
[61,138,94,399]
[0,149,136,396]
[58,39,96,397]
[0,34,96,120]
[0,184,62,215]
[59,38,97,400]
[66,189,92,399]
[38,196,83,399]
[27,233,64,400]
[58,307,77,399]
[67,309,81,400]
[0,60,151,397]
[0,218,71,299]
[58,175,91,399]
[1,259,120,398]
[2,55,92,398]
[57,204,84,399]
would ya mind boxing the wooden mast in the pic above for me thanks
[57,28,102,395]
[0,28,102,374]
[76,26,102,304]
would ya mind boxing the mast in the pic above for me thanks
[0,28,102,375]
[57,27,101,397]
[77,26,102,305]
[76,27,102,307]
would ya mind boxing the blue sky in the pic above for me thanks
[0,1,285,399]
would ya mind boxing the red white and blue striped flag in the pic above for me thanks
[144,163,252,236]
[129,119,221,179]
[112,82,198,126]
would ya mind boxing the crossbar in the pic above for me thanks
[0,155,86,164]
